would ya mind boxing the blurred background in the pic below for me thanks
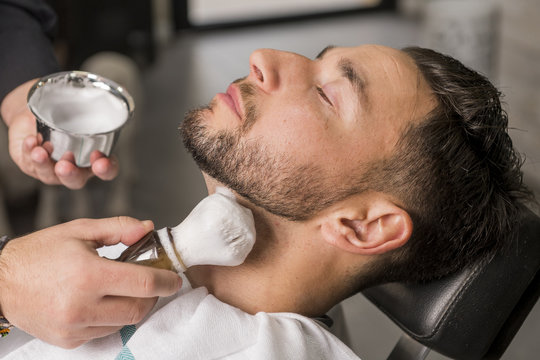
[1,0,538,358]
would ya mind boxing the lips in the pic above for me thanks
[225,84,243,119]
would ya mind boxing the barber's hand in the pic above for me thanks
[1,79,118,189]
[0,217,182,349]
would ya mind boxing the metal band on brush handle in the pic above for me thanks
[116,229,186,273]
[116,231,175,271]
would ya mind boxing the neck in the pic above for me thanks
[184,205,342,317]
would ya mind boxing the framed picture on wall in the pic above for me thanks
[174,0,395,29]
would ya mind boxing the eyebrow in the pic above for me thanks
[338,58,369,108]
[316,45,370,110]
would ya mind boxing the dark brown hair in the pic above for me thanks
[360,47,533,286]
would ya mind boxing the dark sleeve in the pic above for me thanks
[0,0,60,103]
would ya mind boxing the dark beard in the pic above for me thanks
[179,87,351,221]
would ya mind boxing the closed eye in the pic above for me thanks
[316,86,333,106]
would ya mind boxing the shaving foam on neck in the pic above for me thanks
[167,187,256,270]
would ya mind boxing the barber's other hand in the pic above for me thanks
[0,79,119,189]
[0,217,182,349]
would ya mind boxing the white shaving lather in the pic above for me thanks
[117,188,256,273]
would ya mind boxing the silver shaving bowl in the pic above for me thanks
[27,71,134,167]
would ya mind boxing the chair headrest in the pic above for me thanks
[362,208,540,360]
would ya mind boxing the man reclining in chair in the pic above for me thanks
[4,44,532,359]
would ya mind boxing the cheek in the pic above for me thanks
[246,101,331,161]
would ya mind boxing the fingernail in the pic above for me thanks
[141,220,154,231]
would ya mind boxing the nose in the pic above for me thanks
[248,49,309,93]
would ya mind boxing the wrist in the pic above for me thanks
[0,79,38,126]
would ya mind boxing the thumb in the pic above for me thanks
[61,217,155,247]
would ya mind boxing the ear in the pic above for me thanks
[320,199,412,255]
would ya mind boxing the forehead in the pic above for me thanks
[318,45,436,162]
[328,44,434,124]
[320,44,418,77]
[324,45,426,96]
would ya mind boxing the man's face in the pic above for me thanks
[181,45,435,220]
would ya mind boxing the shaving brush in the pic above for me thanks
[117,188,256,273]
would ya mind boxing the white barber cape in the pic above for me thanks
[3,277,360,359]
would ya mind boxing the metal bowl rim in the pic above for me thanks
[27,70,135,136]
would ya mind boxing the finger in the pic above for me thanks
[21,135,40,172]
[23,134,39,153]
[98,259,182,298]
[8,113,38,166]
[88,296,158,326]
[41,140,54,154]
[80,325,125,341]
[49,325,124,349]
[63,217,154,247]
[55,160,94,189]
[24,134,60,184]
[29,144,49,164]
[91,152,119,181]
[30,146,62,185]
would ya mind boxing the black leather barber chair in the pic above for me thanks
[362,207,540,360]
